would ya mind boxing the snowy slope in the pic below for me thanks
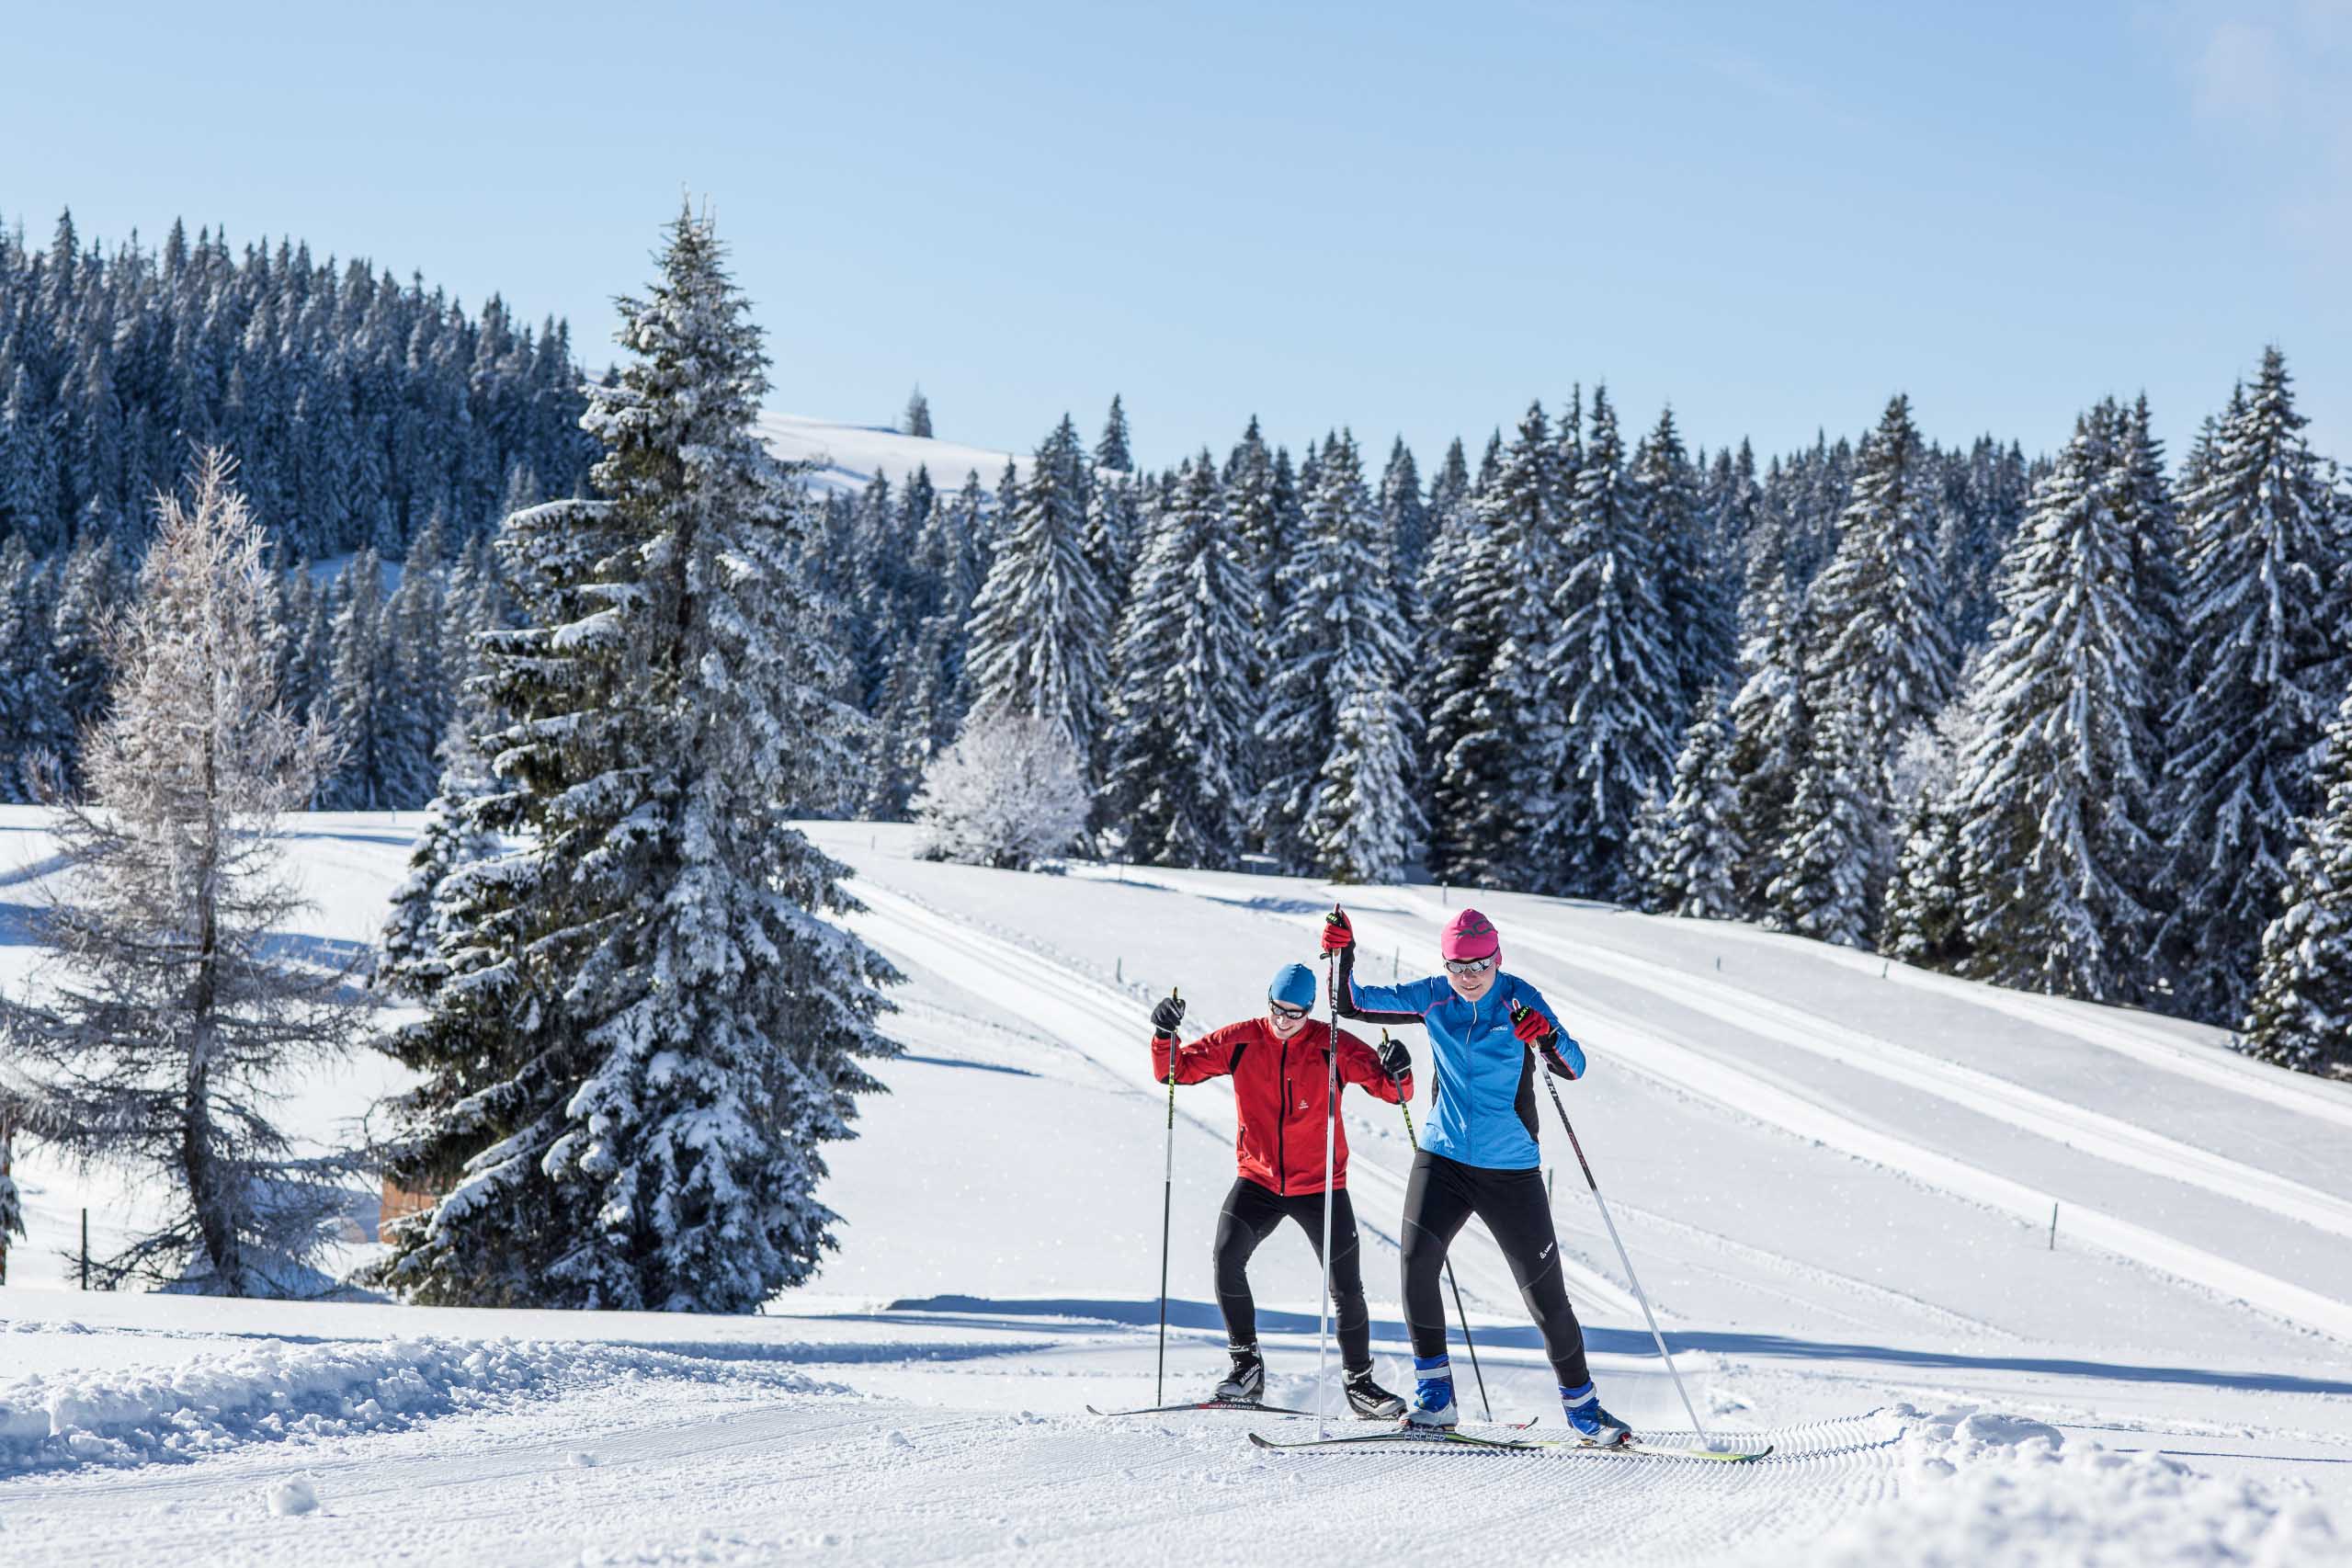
[1,812,2347,1566]
[756,412,1032,497]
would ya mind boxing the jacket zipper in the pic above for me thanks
[1276,1032,1290,1195]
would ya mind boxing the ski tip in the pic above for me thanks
[1246,1431,1280,1450]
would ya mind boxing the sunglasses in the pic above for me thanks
[1268,1001,1311,1021]
[1444,956,1497,976]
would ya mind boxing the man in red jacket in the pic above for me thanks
[1151,961,1413,1417]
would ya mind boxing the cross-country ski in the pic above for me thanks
[7,15,2352,1563]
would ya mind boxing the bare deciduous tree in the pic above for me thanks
[2,450,373,1296]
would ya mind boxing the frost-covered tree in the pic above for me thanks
[903,386,933,438]
[1953,406,2161,1002]
[0,451,360,1295]
[913,712,1091,869]
[1540,386,1677,900]
[963,415,1115,778]
[0,538,64,801]
[1633,406,1733,713]
[2241,678,2352,1077]
[1256,430,1422,880]
[1768,700,1876,948]
[1882,785,1969,971]
[1381,436,1430,589]
[2154,348,2349,1022]
[1807,394,1955,777]
[1424,401,1557,887]
[1101,456,1255,867]
[375,710,498,1002]
[372,208,897,1312]
[1641,690,1745,920]
[1096,393,1132,472]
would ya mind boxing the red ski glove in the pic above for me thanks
[1320,908,1355,954]
[1510,1000,1551,1046]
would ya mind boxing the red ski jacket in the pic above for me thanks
[1151,1018,1410,1196]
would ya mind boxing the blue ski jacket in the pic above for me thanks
[1338,952,1584,1170]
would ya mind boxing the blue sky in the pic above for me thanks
[9,1,2347,473]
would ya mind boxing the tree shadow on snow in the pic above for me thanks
[881,1295,2352,1400]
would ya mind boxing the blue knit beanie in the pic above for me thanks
[1268,962,1318,1011]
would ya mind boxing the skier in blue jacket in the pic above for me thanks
[1324,903,1633,1445]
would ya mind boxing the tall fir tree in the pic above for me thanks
[1540,385,1678,900]
[1095,393,1132,472]
[1100,456,1255,867]
[1807,394,1956,775]
[1882,785,1969,971]
[1767,699,1877,949]
[902,385,933,438]
[1633,406,1733,714]
[962,415,1115,778]
[2240,677,2352,1077]
[1380,436,1430,590]
[1258,430,1423,880]
[2154,348,2349,1022]
[1952,406,2162,1002]
[0,538,64,800]
[1424,401,1557,888]
[1640,689,1746,920]
[372,207,897,1312]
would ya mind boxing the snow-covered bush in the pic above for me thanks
[914,715,1090,869]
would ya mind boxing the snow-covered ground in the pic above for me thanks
[756,412,1032,497]
[2,811,2348,1564]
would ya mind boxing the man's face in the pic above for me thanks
[1268,1000,1311,1039]
[1445,954,1497,1003]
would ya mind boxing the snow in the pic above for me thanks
[755,412,1032,497]
[3,810,2350,1564]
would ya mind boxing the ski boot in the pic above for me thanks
[1562,1381,1633,1446]
[1212,1344,1265,1404]
[1401,1354,1458,1428]
[1344,1367,1405,1420]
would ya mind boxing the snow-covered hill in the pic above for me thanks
[756,412,1032,497]
[2,812,2347,1565]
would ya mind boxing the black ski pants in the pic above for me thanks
[1400,1149,1591,1389]
[1212,1177,1372,1372]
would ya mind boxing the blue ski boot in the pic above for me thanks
[1562,1381,1633,1446]
[1402,1355,1458,1428]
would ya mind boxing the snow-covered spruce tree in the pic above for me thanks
[2241,677,2352,1077]
[1257,430,1423,880]
[2153,349,2350,1021]
[1424,401,1558,888]
[375,703,499,1002]
[0,538,65,801]
[0,450,363,1295]
[1952,406,2161,1003]
[1633,406,1733,715]
[1806,394,1956,782]
[1096,394,1132,473]
[912,712,1091,869]
[962,414,1115,780]
[903,385,933,438]
[49,533,121,786]
[1882,785,1969,971]
[319,550,431,810]
[1540,385,1678,901]
[1767,699,1877,949]
[1101,455,1255,867]
[373,208,897,1312]
[1381,436,1430,592]
[2110,395,2182,691]
[1641,690,1746,920]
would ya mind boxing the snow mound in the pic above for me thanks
[0,1335,829,1476]
[1778,1404,2347,1566]
[265,1474,320,1517]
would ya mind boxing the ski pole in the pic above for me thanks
[1515,1001,1711,1445]
[1390,1034,1492,1423]
[1315,941,1340,1438]
[1156,986,1179,1408]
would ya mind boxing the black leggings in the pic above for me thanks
[1400,1150,1590,1389]
[1212,1178,1372,1372]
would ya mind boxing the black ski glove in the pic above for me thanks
[1373,1035,1412,1084]
[1151,994,1187,1038]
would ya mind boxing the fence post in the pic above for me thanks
[81,1208,89,1290]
